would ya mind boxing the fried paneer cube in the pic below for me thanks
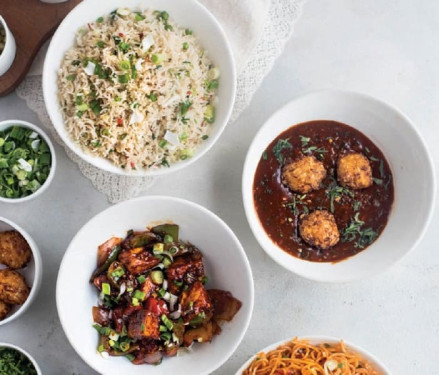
[166,251,204,294]
[0,231,32,269]
[282,155,326,194]
[128,309,160,340]
[0,300,11,321]
[337,152,372,190]
[118,247,160,275]
[299,210,340,249]
[180,281,212,323]
[0,269,30,305]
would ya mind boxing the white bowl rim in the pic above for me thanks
[42,0,237,177]
[56,194,254,374]
[0,216,43,326]
[234,335,392,374]
[0,342,43,375]
[0,119,56,203]
[242,88,436,282]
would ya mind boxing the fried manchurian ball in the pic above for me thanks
[0,269,30,305]
[299,210,340,249]
[0,300,11,321]
[282,155,327,194]
[0,230,32,269]
[337,153,372,190]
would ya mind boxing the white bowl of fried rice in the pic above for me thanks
[43,0,236,175]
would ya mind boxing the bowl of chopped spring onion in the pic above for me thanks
[0,343,42,375]
[0,120,56,203]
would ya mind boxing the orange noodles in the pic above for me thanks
[243,338,381,375]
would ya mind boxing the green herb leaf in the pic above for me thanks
[272,138,292,164]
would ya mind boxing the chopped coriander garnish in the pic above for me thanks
[66,74,76,81]
[96,16,104,23]
[182,42,189,50]
[185,28,193,35]
[201,135,209,140]
[180,100,192,116]
[272,138,292,164]
[0,347,38,374]
[97,41,105,48]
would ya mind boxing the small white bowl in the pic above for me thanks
[242,90,436,282]
[0,217,43,326]
[0,15,16,76]
[43,0,236,177]
[235,335,391,374]
[0,342,42,374]
[57,195,254,375]
[0,120,56,203]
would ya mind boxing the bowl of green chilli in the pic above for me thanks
[0,120,56,202]
[0,343,41,375]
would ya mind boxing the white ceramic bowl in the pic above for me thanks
[0,217,43,326]
[0,15,16,77]
[43,0,236,176]
[0,342,42,374]
[0,120,56,203]
[56,195,254,375]
[235,335,391,374]
[243,90,436,282]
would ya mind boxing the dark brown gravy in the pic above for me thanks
[253,120,394,262]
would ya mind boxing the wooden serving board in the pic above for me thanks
[0,0,82,97]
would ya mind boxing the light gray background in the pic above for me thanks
[1,1,438,374]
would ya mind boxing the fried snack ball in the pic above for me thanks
[282,156,327,194]
[0,269,30,305]
[0,300,11,321]
[337,153,372,190]
[0,230,32,269]
[299,210,340,249]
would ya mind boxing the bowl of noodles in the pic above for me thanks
[236,336,390,375]
[43,0,236,175]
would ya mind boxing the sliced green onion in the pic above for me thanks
[164,234,173,244]
[204,104,215,123]
[137,275,146,283]
[161,314,174,330]
[133,290,146,301]
[119,60,131,70]
[151,54,165,64]
[151,270,164,285]
[153,243,164,254]
[102,282,111,295]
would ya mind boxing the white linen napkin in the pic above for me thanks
[18,0,306,202]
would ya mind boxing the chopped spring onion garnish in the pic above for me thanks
[151,270,164,285]
[161,314,174,330]
[102,282,111,295]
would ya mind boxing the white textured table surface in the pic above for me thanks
[1,1,438,374]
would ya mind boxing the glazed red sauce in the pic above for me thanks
[253,120,394,262]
